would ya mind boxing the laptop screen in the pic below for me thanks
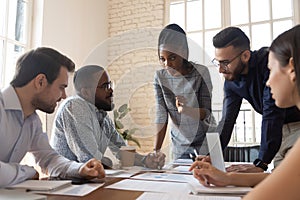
[206,132,226,172]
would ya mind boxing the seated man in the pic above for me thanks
[0,47,105,188]
[50,65,165,169]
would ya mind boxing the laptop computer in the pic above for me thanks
[206,132,226,172]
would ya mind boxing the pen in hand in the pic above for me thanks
[189,153,196,162]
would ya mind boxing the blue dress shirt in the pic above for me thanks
[218,47,300,163]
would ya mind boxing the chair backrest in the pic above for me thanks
[223,145,260,162]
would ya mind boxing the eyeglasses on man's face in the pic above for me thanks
[97,81,114,92]
[212,51,245,71]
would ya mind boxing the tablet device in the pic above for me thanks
[206,132,226,172]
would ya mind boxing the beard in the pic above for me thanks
[32,96,57,114]
[95,98,115,111]
[228,59,247,81]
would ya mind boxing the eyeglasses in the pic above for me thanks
[97,81,114,92]
[212,51,244,71]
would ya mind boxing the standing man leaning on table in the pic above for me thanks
[191,24,300,199]
[0,47,105,188]
[212,27,300,172]
[50,65,165,169]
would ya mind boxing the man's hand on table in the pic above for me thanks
[226,164,264,173]
[79,158,106,179]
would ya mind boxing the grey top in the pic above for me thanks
[154,63,213,158]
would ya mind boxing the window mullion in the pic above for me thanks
[223,0,231,27]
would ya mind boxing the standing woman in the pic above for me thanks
[153,24,214,159]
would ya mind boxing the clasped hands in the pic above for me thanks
[144,151,166,169]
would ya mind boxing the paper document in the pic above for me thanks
[7,180,71,191]
[172,165,192,174]
[0,189,46,200]
[189,181,252,195]
[106,179,190,193]
[33,183,104,196]
[137,192,242,200]
[132,172,195,183]
[172,158,194,166]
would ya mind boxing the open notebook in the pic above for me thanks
[0,189,46,200]
[7,180,72,192]
[206,132,226,172]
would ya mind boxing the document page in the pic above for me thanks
[189,181,252,195]
[132,172,196,183]
[32,183,105,196]
[7,180,71,191]
[0,189,46,200]
[105,179,190,193]
[137,192,242,200]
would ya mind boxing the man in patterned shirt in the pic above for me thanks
[50,65,165,169]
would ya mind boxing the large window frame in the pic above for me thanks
[166,0,299,145]
[0,0,33,89]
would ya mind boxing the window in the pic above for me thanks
[167,0,297,145]
[0,0,32,89]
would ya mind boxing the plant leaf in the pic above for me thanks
[130,137,141,148]
[128,128,138,134]
[113,110,119,119]
[119,109,129,119]
[115,120,124,129]
[118,104,128,112]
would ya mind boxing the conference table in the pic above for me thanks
[44,161,253,200]
[46,177,144,200]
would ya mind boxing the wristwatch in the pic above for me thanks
[253,158,268,171]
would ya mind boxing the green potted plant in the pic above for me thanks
[113,104,141,148]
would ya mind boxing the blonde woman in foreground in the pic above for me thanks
[190,24,300,200]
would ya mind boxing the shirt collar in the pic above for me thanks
[2,85,23,111]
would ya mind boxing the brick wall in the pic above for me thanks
[107,0,168,155]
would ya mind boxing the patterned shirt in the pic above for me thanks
[154,63,213,158]
[50,95,126,163]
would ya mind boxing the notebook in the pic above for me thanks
[7,180,72,192]
[0,189,46,200]
[206,132,226,172]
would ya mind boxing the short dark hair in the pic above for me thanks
[158,23,189,60]
[11,47,75,87]
[73,65,104,93]
[213,27,250,51]
[270,24,300,95]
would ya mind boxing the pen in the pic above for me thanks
[189,153,196,162]
[193,148,199,157]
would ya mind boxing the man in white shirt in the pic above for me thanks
[0,47,105,188]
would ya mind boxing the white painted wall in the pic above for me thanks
[37,0,108,135]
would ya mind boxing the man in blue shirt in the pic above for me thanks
[212,27,300,172]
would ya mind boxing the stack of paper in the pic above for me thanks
[7,180,71,192]
[0,189,46,200]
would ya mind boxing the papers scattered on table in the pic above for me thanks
[36,183,105,196]
[189,181,252,195]
[6,180,105,197]
[105,179,190,193]
[132,172,195,183]
[7,180,72,192]
[172,158,194,166]
[137,192,242,200]
[171,165,192,174]
[0,189,46,200]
